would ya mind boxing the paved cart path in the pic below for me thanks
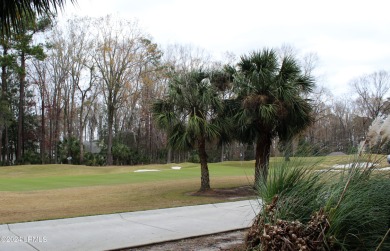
[0,199,261,251]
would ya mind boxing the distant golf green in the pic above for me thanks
[0,155,385,192]
[0,162,256,191]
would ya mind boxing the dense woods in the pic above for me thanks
[1,15,389,166]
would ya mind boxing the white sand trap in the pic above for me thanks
[316,169,343,173]
[332,162,379,169]
[134,169,160,172]
[377,167,390,171]
[316,165,390,173]
[171,166,182,170]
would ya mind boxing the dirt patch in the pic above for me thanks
[190,186,257,200]
[124,229,247,251]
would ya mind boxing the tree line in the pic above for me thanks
[0,15,389,172]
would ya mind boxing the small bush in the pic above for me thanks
[20,150,41,165]
[84,152,105,166]
[188,151,200,163]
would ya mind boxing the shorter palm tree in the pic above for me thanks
[152,69,224,192]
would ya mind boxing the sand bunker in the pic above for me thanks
[332,162,379,169]
[316,162,389,173]
[134,169,160,172]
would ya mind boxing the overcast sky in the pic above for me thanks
[60,0,390,96]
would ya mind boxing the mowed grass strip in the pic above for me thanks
[0,177,252,224]
[0,162,256,223]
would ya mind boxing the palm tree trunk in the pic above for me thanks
[254,135,272,189]
[198,136,211,192]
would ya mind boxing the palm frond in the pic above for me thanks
[152,67,226,152]
[1,0,76,35]
[168,123,192,150]
[259,104,277,122]
[151,99,177,128]
[204,122,221,140]
[233,48,315,145]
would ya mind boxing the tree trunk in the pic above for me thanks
[69,84,76,137]
[79,114,84,164]
[254,135,272,189]
[167,147,172,164]
[0,129,2,162]
[49,104,53,163]
[41,87,45,164]
[17,52,26,162]
[220,142,224,162]
[281,140,293,161]
[78,93,85,164]
[106,104,114,165]
[54,86,61,164]
[0,46,7,163]
[63,88,69,141]
[198,136,211,192]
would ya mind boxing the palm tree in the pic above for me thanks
[1,0,76,34]
[232,49,314,187]
[152,69,224,192]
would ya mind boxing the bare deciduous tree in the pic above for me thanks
[351,71,390,119]
[93,16,157,165]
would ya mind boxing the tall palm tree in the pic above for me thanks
[233,49,314,187]
[1,0,76,34]
[152,69,224,192]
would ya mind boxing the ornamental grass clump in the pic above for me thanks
[324,161,390,250]
[256,158,326,223]
[246,155,390,251]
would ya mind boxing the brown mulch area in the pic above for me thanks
[190,185,257,199]
[126,230,247,251]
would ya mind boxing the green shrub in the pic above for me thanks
[58,137,81,164]
[112,143,130,165]
[84,152,105,166]
[21,150,41,164]
[188,151,200,163]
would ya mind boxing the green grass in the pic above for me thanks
[1,155,386,192]
[0,162,255,191]
[0,161,257,223]
[0,155,388,224]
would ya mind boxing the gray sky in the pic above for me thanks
[61,0,390,96]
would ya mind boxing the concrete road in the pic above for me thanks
[0,199,261,251]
